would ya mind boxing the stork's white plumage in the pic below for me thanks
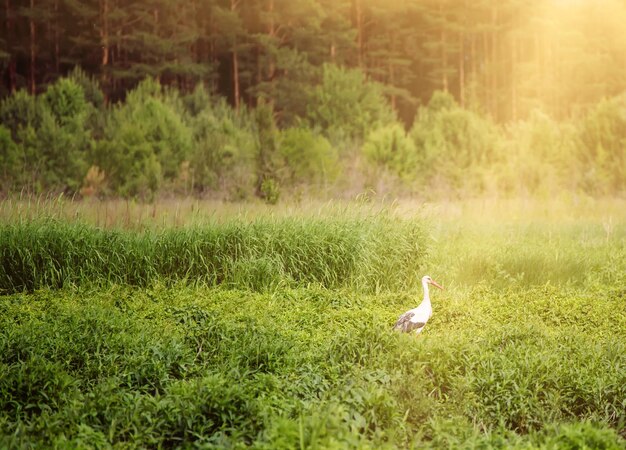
[393,275,444,334]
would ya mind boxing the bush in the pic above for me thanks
[0,79,91,193]
[576,94,626,194]
[0,89,41,135]
[260,178,281,205]
[184,86,257,197]
[410,91,501,192]
[498,110,577,195]
[362,123,417,183]
[67,67,105,110]
[306,64,396,141]
[0,125,20,191]
[43,78,88,126]
[94,79,192,198]
[278,127,339,187]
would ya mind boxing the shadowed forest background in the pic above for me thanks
[1,0,625,200]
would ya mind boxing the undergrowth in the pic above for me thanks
[0,284,624,448]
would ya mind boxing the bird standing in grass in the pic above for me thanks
[394,275,444,335]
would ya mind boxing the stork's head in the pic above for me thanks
[422,275,444,290]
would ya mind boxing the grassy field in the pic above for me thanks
[1,197,625,448]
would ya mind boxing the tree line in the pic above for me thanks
[1,1,625,200]
[1,69,624,200]
[3,0,626,124]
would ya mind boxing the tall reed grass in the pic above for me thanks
[0,216,427,293]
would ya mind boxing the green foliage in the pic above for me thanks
[497,111,575,195]
[255,101,282,201]
[43,78,88,126]
[0,215,428,294]
[67,67,105,110]
[260,178,281,205]
[2,73,626,198]
[77,84,626,198]
[410,91,501,192]
[0,79,91,193]
[95,79,192,198]
[536,422,626,450]
[0,125,20,191]
[363,123,417,183]
[278,127,339,187]
[38,79,90,192]
[577,94,626,194]
[0,277,624,447]
[183,85,257,197]
[0,201,625,447]
[306,64,396,141]
[0,89,41,135]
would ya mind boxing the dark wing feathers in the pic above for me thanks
[393,311,426,333]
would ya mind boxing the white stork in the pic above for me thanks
[393,275,444,335]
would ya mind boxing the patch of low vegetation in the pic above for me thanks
[0,199,624,448]
[1,281,625,448]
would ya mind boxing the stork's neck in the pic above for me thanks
[422,280,431,303]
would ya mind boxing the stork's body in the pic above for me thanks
[394,275,443,334]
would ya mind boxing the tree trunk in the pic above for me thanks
[470,31,476,84]
[100,0,110,96]
[231,0,240,111]
[153,8,159,83]
[54,0,59,74]
[267,0,276,105]
[482,30,488,113]
[439,3,448,92]
[115,25,122,96]
[387,31,397,111]
[208,7,216,92]
[29,0,36,94]
[5,0,16,92]
[459,31,465,107]
[511,35,517,121]
[353,0,364,68]
[490,5,498,120]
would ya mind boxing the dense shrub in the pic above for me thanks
[181,85,258,197]
[0,125,19,191]
[0,79,90,193]
[362,123,417,183]
[278,127,339,187]
[94,79,192,198]
[410,91,501,192]
[0,89,41,134]
[497,111,577,195]
[576,94,626,194]
[0,74,625,199]
[305,64,396,141]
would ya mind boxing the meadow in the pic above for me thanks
[1,196,625,449]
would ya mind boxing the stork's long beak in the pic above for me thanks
[429,279,444,290]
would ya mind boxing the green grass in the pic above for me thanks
[0,215,427,294]
[0,198,625,448]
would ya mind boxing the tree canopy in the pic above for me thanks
[3,0,626,124]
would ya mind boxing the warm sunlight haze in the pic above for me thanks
[1,0,625,448]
